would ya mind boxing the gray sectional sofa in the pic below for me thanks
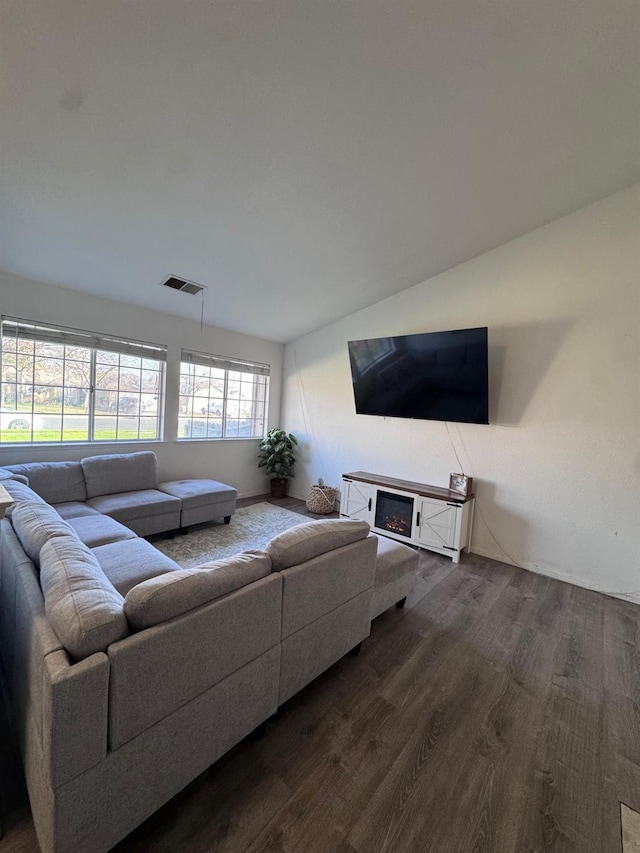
[0,454,418,853]
[4,450,238,535]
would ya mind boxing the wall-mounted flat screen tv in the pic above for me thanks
[348,327,489,425]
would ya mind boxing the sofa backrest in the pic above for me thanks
[81,451,158,498]
[0,467,28,484]
[40,534,129,660]
[2,477,47,506]
[124,550,272,630]
[268,520,378,706]
[266,518,371,572]
[9,501,75,568]
[108,572,283,749]
[267,521,377,640]
[6,460,88,504]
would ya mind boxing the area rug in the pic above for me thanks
[154,502,307,567]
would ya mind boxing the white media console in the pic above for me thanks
[340,471,475,563]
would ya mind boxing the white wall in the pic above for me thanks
[282,186,640,603]
[0,270,284,497]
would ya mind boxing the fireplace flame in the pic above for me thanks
[380,515,411,535]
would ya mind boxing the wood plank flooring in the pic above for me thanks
[1,496,638,852]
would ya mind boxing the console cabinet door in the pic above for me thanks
[415,498,459,549]
[341,479,374,524]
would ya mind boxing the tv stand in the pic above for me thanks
[341,471,475,563]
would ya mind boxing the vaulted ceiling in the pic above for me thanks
[1,1,638,343]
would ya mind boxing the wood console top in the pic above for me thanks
[342,471,474,503]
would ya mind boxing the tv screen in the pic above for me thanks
[348,327,489,425]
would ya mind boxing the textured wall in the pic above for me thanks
[282,186,640,602]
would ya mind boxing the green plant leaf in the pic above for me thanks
[257,428,298,477]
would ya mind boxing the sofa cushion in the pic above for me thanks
[374,535,419,587]
[67,515,138,549]
[81,451,158,499]
[124,550,272,629]
[39,535,128,660]
[267,519,371,571]
[92,538,180,596]
[3,479,47,511]
[86,489,180,523]
[158,479,238,510]
[54,501,102,520]
[10,501,76,567]
[6,461,87,504]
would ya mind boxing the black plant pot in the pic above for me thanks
[270,478,288,499]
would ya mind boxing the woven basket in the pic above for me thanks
[305,484,336,514]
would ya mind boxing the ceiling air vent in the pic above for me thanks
[161,276,205,296]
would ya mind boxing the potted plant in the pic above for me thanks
[258,428,298,498]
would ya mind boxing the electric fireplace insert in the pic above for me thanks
[374,490,414,538]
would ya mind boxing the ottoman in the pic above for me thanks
[158,479,238,529]
[371,535,419,619]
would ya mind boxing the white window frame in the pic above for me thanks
[178,348,270,441]
[0,317,166,444]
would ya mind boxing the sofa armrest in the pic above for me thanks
[43,650,110,789]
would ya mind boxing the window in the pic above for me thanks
[0,318,165,444]
[349,337,395,375]
[179,349,269,440]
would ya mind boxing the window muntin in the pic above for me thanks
[179,350,269,440]
[349,337,396,375]
[0,318,165,444]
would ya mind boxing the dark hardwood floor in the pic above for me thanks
[1,496,638,852]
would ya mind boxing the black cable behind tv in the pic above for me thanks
[347,327,489,425]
